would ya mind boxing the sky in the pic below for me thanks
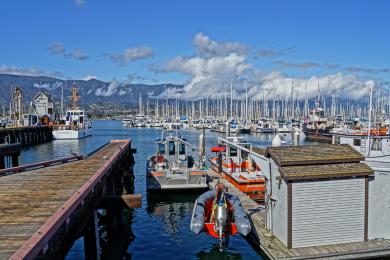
[0,0,389,100]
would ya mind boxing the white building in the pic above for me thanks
[332,132,390,240]
[32,91,55,119]
[265,144,373,249]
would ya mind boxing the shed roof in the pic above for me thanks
[252,147,267,157]
[265,144,364,167]
[279,162,373,181]
[33,91,55,103]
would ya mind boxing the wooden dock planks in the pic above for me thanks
[0,141,128,259]
[207,169,390,260]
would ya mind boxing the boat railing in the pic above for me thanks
[217,137,270,177]
[52,124,85,131]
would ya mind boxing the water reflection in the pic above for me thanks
[21,121,263,259]
[99,208,135,260]
[196,244,243,260]
[147,193,200,235]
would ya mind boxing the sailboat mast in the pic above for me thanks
[230,82,233,118]
[367,85,373,157]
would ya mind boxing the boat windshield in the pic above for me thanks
[179,143,186,155]
[168,141,176,155]
[229,147,237,157]
[158,143,165,155]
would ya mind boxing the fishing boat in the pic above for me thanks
[209,137,266,201]
[190,183,251,249]
[146,130,208,191]
[254,119,276,133]
[122,118,134,128]
[52,84,92,139]
[303,97,335,142]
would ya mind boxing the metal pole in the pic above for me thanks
[367,86,373,157]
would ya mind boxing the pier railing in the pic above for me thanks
[0,155,83,176]
[10,139,132,259]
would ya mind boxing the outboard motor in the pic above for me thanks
[214,188,228,249]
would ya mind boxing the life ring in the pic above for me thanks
[156,155,165,163]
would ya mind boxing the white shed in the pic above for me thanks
[265,144,373,249]
[32,91,55,119]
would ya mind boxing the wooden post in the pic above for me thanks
[83,211,101,260]
[0,156,4,169]
[11,154,19,167]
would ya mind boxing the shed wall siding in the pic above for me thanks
[292,177,365,248]
[368,170,390,239]
[270,159,288,246]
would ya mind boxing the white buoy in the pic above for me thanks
[293,130,300,146]
[332,135,336,144]
[299,131,306,143]
[272,134,282,147]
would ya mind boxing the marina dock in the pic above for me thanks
[0,139,136,259]
[0,126,53,147]
[207,163,390,260]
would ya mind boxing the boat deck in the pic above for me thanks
[207,169,390,259]
[147,168,208,190]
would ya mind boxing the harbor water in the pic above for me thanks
[18,120,296,259]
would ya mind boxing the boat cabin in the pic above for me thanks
[331,130,390,157]
[155,131,194,169]
[223,137,252,171]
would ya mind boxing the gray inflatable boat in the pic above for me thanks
[190,188,251,239]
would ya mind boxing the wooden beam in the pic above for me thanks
[100,194,142,209]
[287,181,292,249]
[364,176,369,241]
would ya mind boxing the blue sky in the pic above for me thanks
[0,0,389,88]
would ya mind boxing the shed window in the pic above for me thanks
[353,139,361,146]
[168,141,176,155]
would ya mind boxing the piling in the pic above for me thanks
[0,126,53,147]
[0,139,139,259]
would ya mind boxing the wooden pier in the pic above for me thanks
[0,139,136,259]
[0,126,53,147]
[0,143,21,169]
[207,169,390,259]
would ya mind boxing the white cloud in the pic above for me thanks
[74,0,86,6]
[106,46,154,66]
[95,80,120,97]
[0,65,64,78]
[83,75,97,81]
[155,33,375,101]
[249,71,373,100]
[65,48,88,61]
[33,81,63,90]
[193,32,248,57]
[47,43,65,55]
[47,42,88,61]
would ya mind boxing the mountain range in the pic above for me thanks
[0,74,183,107]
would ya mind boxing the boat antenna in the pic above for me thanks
[68,82,81,110]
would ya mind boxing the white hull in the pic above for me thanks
[53,128,92,140]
